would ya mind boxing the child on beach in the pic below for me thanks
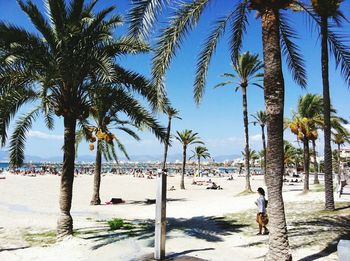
[255,187,269,235]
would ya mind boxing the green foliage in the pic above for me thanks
[107,218,136,230]
[23,230,56,246]
[176,129,203,147]
[0,0,166,167]
[108,218,124,230]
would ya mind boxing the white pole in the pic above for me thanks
[154,171,167,260]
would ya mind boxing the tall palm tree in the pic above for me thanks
[162,106,181,170]
[288,93,324,192]
[175,130,203,189]
[0,0,162,239]
[215,52,263,192]
[251,110,267,175]
[189,146,210,177]
[128,0,309,259]
[76,86,166,205]
[302,0,350,210]
[296,93,323,185]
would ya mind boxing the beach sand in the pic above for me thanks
[0,173,348,260]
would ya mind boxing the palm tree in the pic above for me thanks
[76,86,166,205]
[175,130,203,189]
[242,148,259,168]
[284,140,297,170]
[128,0,309,259]
[0,0,162,239]
[162,106,181,170]
[215,52,263,192]
[302,0,350,210]
[251,110,267,175]
[297,93,324,185]
[189,146,210,177]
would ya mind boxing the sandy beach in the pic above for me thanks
[0,173,349,261]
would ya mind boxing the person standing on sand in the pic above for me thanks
[255,187,269,235]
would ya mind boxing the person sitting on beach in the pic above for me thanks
[255,187,269,235]
[227,175,234,181]
[206,182,222,190]
[169,186,176,191]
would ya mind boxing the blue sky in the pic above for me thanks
[1,0,350,161]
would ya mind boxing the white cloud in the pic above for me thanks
[28,130,63,140]
[344,124,350,132]
[250,134,261,143]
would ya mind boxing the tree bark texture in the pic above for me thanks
[181,145,186,189]
[321,16,335,210]
[262,125,267,177]
[242,86,252,191]
[90,141,102,205]
[162,117,172,170]
[57,116,77,239]
[303,138,310,193]
[262,9,291,261]
[312,140,320,184]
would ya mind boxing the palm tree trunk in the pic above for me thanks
[337,143,341,183]
[242,86,251,192]
[303,138,310,193]
[90,141,102,205]
[198,156,201,177]
[312,140,320,184]
[57,116,77,239]
[181,145,186,189]
[162,117,172,170]
[262,125,267,176]
[321,16,335,210]
[261,10,291,261]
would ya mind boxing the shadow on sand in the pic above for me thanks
[289,214,350,260]
[74,216,247,251]
[0,246,30,252]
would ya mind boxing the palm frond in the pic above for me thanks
[152,0,210,100]
[0,88,37,147]
[17,0,56,49]
[117,127,141,141]
[114,65,165,110]
[9,107,41,167]
[68,0,84,23]
[111,37,151,56]
[46,0,67,37]
[127,0,169,38]
[114,137,129,160]
[229,0,248,63]
[213,81,235,88]
[194,12,235,103]
[44,110,54,130]
[327,28,350,86]
[279,14,307,88]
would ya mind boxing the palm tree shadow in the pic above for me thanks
[74,216,247,250]
[288,215,350,260]
[124,198,187,205]
[0,246,30,252]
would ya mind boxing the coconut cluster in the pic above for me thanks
[87,127,116,151]
[289,117,318,141]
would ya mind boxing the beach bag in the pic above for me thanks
[256,213,269,226]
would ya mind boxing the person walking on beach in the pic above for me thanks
[255,187,269,235]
